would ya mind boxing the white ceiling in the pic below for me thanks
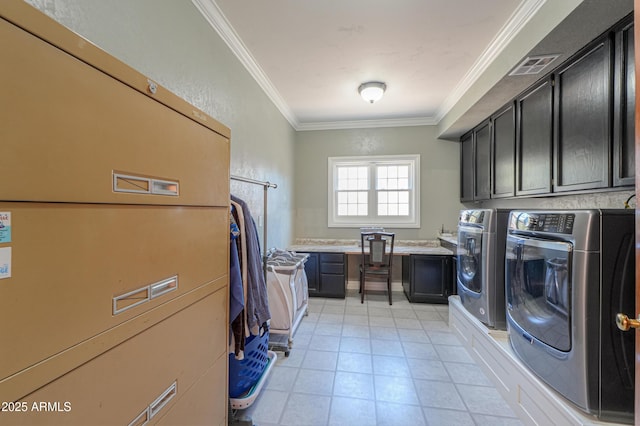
[191,0,544,131]
[193,0,543,130]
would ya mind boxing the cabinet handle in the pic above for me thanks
[113,286,150,315]
[127,408,149,426]
[151,179,179,196]
[113,173,151,194]
[113,275,178,315]
[113,172,179,196]
[150,276,178,299]
[149,381,177,419]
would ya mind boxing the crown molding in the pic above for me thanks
[193,0,544,131]
[191,0,299,128]
[296,116,438,131]
[434,0,546,122]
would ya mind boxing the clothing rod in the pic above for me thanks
[231,175,278,189]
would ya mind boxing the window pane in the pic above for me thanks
[337,190,368,216]
[338,166,369,193]
[377,190,410,217]
[358,177,368,190]
[398,178,409,189]
[398,166,409,178]
[388,166,398,178]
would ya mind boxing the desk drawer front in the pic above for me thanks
[320,253,345,263]
[320,262,344,274]
[0,203,227,381]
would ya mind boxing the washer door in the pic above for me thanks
[505,235,572,352]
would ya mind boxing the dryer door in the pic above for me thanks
[457,225,484,294]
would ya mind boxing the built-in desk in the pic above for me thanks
[289,239,454,301]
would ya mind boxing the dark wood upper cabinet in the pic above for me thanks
[460,131,474,202]
[553,35,612,192]
[459,14,634,201]
[492,102,516,198]
[474,119,491,201]
[613,17,635,187]
[516,77,553,196]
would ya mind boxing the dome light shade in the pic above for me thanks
[358,82,386,103]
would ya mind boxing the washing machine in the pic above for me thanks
[505,209,635,423]
[456,209,510,329]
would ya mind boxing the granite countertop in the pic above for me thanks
[437,234,458,246]
[288,238,454,255]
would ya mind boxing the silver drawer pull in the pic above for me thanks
[113,173,151,194]
[113,172,179,196]
[150,276,178,299]
[149,381,177,419]
[113,275,178,315]
[127,408,149,426]
[113,286,150,315]
[151,179,179,196]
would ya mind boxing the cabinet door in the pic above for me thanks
[516,77,553,195]
[303,253,319,296]
[614,18,635,187]
[460,131,474,202]
[403,255,452,303]
[492,103,516,198]
[554,36,612,192]
[474,120,491,201]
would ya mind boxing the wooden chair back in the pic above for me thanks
[361,232,395,269]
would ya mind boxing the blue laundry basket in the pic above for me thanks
[229,331,269,398]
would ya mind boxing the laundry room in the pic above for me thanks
[1,0,638,425]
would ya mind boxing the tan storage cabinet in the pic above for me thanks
[3,290,227,426]
[0,1,230,424]
[0,202,228,381]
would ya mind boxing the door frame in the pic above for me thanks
[634,3,639,424]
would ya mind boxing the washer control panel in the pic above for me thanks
[512,212,575,234]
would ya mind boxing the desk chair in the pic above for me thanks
[359,231,395,305]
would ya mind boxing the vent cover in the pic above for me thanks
[509,54,560,76]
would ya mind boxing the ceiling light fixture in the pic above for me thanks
[358,81,386,104]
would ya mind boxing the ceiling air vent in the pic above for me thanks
[509,54,560,76]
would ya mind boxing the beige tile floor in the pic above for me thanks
[235,289,523,426]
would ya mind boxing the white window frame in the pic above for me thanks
[328,154,420,228]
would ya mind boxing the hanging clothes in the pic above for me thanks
[229,207,244,325]
[230,201,248,359]
[231,195,271,336]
